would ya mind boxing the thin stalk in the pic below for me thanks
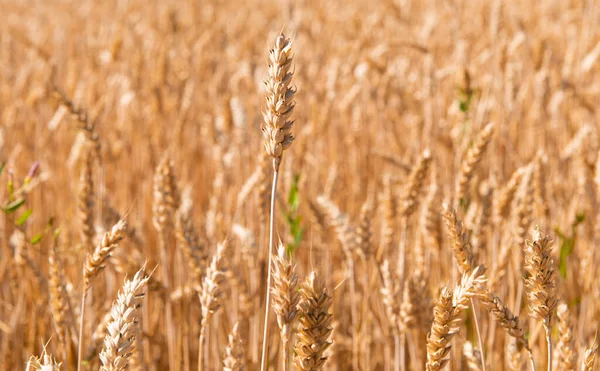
[76,288,87,371]
[347,256,359,371]
[394,334,401,371]
[528,350,537,371]
[282,338,289,371]
[260,169,279,371]
[400,333,406,371]
[159,230,176,370]
[470,298,487,371]
[397,222,407,286]
[198,326,206,371]
[544,322,552,371]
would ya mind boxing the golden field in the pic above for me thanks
[1,0,600,370]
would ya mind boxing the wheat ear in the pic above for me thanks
[260,31,296,371]
[26,349,61,371]
[456,122,494,206]
[294,271,334,371]
[556,302,576,371]
[463,341,483,371]
[271,243,300,370]
[99,266,150,371]
[223,322,246,371]
[77,219,127,371]
[425,266,486,371]
[524,226,557,371]
[582,334,599,371]
[198,241,228,371]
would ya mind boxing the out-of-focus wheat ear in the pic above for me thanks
[421,181,442,254]
[506,339,523,371]
[582,334,599,371]
[257,152,271,226]
[494,166,526,220]
[533,152,550,222]
[223,322,246,371]
[316,195,360,259]
[380,174,397,263]
[198,241,228,371]
[515,165,534,248]
[456,123,494,207]
[49,239,76,358]
[380,259,402,335]
[152,154,180,232]
[442,203,475,274]
[524,226,557,371]
[463,341,483,371]
[473,183,493,257]
[556,303,576,370]
[261,33,295,171]
[355,194,375,258]
[294,271,334,371]
[99,267,150,371]
[175,191,207,287]
[78,145,95,252]
[399,149,431,218]
[26,349,61,371]
[83,219,127,291]
[271,243,299,370]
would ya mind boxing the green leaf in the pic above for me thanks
[3,198,25,213]
[0,162,5,175]
[31,233,44,245]
[16,209,33,226]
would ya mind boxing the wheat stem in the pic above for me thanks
[76,288,87,371]
[544,322,552,371]
[470,298,487,371]
[261,169,279,371]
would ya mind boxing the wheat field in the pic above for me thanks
[2,0,600,370]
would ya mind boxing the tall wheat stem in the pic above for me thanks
[76,287,87,371]
[261,169,279,371]
[544,322,552,371]
[470,298,487,371]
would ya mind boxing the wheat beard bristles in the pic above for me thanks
[99,267,150,371]
[261,33,295,171]
[294,271,334,371]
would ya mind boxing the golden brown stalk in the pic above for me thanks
[582,335,599,371]
[294,271,334,371]
[223,322,245,371]
[199,241,228,371]
[456,123,495,205]
[260,32,297,371]
[463,341,483,371]
[271,243,299,370]
[556,303,576,371]
[261,33,295,171]
[442,203,475,274]
[425,266,486,371]
[399,149,432,218]
[78,145,95,251]
[99,267,150,371]
[257,152,271,226]
[524,227,557,371]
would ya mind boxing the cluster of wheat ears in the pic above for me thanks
[2,0,600,370]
